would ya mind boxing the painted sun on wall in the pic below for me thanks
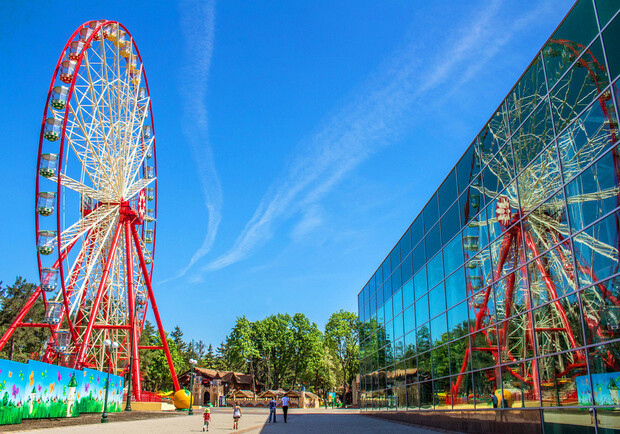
[0,359,124,425]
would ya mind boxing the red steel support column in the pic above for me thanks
[130,223,180,391]
[124,221,142,400]
[74,222,123,368]
[453,231,514,395]
[524,232,579,351]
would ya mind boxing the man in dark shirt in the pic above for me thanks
[268,397,277,423]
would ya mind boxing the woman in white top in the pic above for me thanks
[232,402,242,430]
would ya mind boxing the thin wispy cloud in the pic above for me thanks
[170,0,222,280]
[200,0,555,274]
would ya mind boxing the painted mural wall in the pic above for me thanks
[0,358,124,425]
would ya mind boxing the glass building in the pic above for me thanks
[357,1,620,432]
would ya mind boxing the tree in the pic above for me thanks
[170,326,186,353]
[289,313,322,389]
[0,277,47,362]
[325,310,360,402]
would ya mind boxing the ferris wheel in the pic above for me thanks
[452,39,620,401]
[0,20,179,398]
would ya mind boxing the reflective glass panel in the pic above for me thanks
[446,267,467,309]
[402,278,414,309]
[470,326,499,370]
[433,377,451,409]
[429,283,446,319]
[438,169,458,216]
[412,242,426,274]
[456,143,480,194]
[512,98,554,174]
[580,276,620,345]
[403,304,415,336]
[431,314,448,347]
[507,54,547,131]
[423,194,439,233]
[575,210,620,286]
[425,224,442,260]
[447,301,469,338]
[538,350,583,407]
[587,341,620,406]
[551,39,609,133]
[417,324,431,354]
[566,146,620,234]
[427,252,444,290]
[543,0,598,88]
[534,294,584,356]
[394,313,404,339]
[558,92,618,182]
[416,293,429,327]
[449,336,471,377]
[603,12,620,79]
[472,367,502,408]
[479,103,510,160]
[441,202,461,247]
[432,345,450,378]
[501,362,541,408]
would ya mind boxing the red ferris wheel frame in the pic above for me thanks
[0,20,179,398]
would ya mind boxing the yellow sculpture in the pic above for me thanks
[173,389,192,409]
[494,389,513,408]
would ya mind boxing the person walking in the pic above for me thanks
[268,396,277,423]
[232,402,242,430]
[281,394,290,423]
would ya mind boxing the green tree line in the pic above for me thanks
[0,277,360,401]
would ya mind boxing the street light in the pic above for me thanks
[125,301,138,412]
[101,339,119,423]
[188,358,197,416]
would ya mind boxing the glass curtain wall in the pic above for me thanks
[358,1,620,431]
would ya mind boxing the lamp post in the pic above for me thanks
[125,343,133,411]
[101,339,119,423]
[188,358,197,415]
[125,298,138,412]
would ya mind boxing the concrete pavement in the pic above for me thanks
[10,408,453,433]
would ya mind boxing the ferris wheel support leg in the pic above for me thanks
[523,232,580,352]
[74,222,124,369]
[453,232,514,396]
[130,223,180,392]
[124,221,142,401]
[0,286,43,353]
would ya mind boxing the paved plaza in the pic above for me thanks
[10,408,453,433]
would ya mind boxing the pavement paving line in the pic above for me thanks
[236,424,265,433]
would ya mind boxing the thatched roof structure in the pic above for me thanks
[227,389,254,399]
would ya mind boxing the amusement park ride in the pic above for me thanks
[452,37,620,401]
[0,20,179,399]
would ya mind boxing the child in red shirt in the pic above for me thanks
[203,408,210,431]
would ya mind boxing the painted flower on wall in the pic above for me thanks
[57,372,62,382]
[41,370,47,379]
[50,383,55,393]
[38,384,42,392]
[18,371,24,381]
[0,380,5,392]
[12,385,19,399]
[8,371,12,378]
[29,371,34,386]
[85,383,89,393]
[96,374,100,383]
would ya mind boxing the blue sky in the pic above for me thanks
[0,0,575,347]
